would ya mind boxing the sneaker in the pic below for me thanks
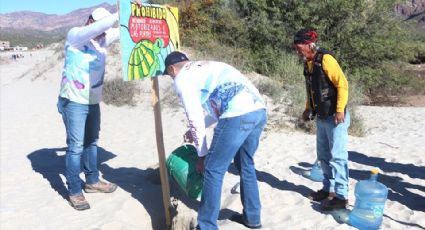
[308,189,336,201]
[69,193,90,211]
[322,197,348,210]
[84,181,117,193]
[230,214,262,229]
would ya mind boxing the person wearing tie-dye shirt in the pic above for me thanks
[56,7,119,211]
[164,51,267,229]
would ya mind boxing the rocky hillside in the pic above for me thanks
[395,0,425,27]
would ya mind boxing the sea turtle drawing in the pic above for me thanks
[127,38,164,80]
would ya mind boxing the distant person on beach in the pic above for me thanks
[164,51,267,229]
[293,28,350,210]
[56,7,119,211]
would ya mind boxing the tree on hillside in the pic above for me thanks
[154,0,423,96]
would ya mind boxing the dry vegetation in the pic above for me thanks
[26,40,365,135]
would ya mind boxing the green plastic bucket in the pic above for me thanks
[166,144,203,199]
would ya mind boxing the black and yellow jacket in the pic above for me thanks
[304,49,348,118]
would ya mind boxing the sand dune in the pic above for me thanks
[0,48,424,229]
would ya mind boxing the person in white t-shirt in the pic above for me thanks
[57,7,119,211]
[164,51,267,229]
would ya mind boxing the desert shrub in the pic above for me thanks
[286,82,306,120]
[186,34,254,72]
[348,108,365,137]
[52,42,64,53]
[151,0,409,134]
[295,108,365,137]
[99,40,140,107]
[103,78,138,107]
[255,79,283,100]
[273,52,304,85]
[156,0,422,102]
[348,62,421,98]
[282,57,365,136]
[161,86,181,108]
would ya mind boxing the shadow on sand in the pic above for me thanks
[349,151,425,212]
[228,163,313,198]
[28,148,424,229]
[349,151,425,180]
[287,151,425,229]
[226,163,318,227]
[27,147,68,200]
[349,151,425,229]
[27,147,178,230]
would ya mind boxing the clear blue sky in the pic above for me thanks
[0,0,118,15]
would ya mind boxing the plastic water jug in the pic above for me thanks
[303,160,324,182]
[166,144,203,199]
[349,168,388,230]
[309,160,324,182]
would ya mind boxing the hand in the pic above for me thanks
[133,0,143,5]
[196,156,205,173]
[301,109,311,122]
[334,112,345,124]
[183,130,194,143]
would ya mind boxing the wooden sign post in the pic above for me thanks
[119,1,181,228]
[151,76,172,228]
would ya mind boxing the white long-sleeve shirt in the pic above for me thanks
[59,13,119,104]
[174,61,265,157]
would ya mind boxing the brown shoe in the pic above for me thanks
[69,193,90,211]
[308,189,336,201]
[322,197,348,210]
[84,181,117,193]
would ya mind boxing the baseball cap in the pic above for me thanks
[164,51,189,75]
[91,7,111,21]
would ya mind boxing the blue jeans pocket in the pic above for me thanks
[240,119,255,131]
[209,120,226,153]
[57,97,69,114]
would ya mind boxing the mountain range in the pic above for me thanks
[0,3,116,31]
[0,3,116,48]
[0,1,424,48]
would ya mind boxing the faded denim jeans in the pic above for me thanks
[197,109,267,230]
[316,111,350,200]
[57,97,100,196]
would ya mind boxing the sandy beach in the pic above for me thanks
[0,48,424,229]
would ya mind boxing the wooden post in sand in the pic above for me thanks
[151,76,172,228]
[118,1,180,227]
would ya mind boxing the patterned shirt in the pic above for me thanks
[174,61,265,156]
[59,13,119,104]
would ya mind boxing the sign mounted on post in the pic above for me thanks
[119,1,180,80]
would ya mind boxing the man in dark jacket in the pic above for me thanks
[294,28,350,210]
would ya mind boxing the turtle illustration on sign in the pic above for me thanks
[121,2,180,80]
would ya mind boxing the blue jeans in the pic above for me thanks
[57,97,100,196]
[197,109,267,230]
[316,111,350,200]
